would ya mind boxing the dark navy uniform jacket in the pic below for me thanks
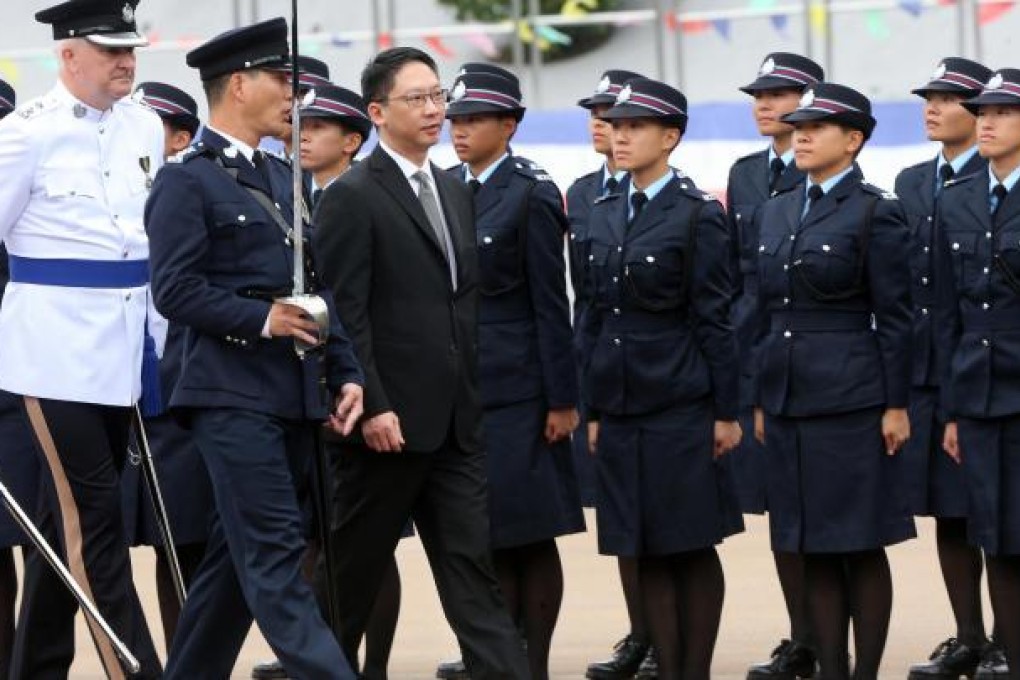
[754,167,913,417]
[146,128,363,421]
[936,171,1020,419]
[581,174,738,420]
[455,155,578,410]
[566,167,621,320]
[727,149,804,407]
[895,152,986,388]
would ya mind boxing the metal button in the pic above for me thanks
[570,233,576,240]
[125,293,131,300]
[984,267,990,274]
[822,244,831,252]
[588,254,594,262]
[783,297,790,305]
[613,338,621,346]
[986,231,993,239]
[238,214,246,223]
[982,338,990,347]
[122,250,128,258]
[103,170,110,178]
[952,242,960,251]
[921,277,929,286]
[921,308,929,315]
[783,330,792,338]
[927,216,933,222]
[759,245,766,252]
[617,246,623,253]
[783,264,789,271]
[736,213,742,220]
[983,302,990,310]
[612,276,619,283]
[923,246,930,253]
[645,255,655,263]
[789,235,795,241]
[482,236,493,244]
[613,307,621,315]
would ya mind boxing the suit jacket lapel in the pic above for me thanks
[474,156,513,218]
[368,146,447,258]
[201,129,271,196]
[800,166,862,231]
[628,176,679,240]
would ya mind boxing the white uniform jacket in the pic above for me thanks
[0,81,165,406]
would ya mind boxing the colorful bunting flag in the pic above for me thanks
[809,1,828,34]
[979,0,1015,24]
[424,35,456,58]
[465,31,498,58]
[0,59,19,85]
[898,0,924,16]
[770,13,789,35]
[712,19,732,39]
[537,25,573,46]
[866,9,891,38]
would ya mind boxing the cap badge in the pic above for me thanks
[595,75,611,94]
[617,84,632,104]
[933,62,947,80]
[457,67,467,76]
[988,73,1004,90]
[799,89,815,108]
[451,80,467,102]
[301,89,316,108]
[760,57,776,76]
[122,3,134,23]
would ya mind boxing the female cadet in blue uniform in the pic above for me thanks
[727,52,823,680]
[937,67,1020,680]
[444,65,584,680]
[895,58,1001,680]
[568,69,659,680]
[120,80,213,652]
[753,83,915,680]
[0,78,41,679]
[584,77,743,680]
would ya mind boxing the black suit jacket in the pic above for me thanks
[313,144,482,453]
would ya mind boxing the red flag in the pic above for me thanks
[378,32,393,49]
[979,0,1015,24]
[424,35,455,59]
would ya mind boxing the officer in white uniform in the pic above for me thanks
[0,1,164,677]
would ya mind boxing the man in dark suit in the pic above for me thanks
[145,18,364,680]
[313,47,528,680]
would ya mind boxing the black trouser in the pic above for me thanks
[10,398,161,680]
[324,431,529,680]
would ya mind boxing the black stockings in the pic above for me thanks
[936,517,988,647]
[639,548,724,680]
[774,550,811,645]
[986,554,1020,680]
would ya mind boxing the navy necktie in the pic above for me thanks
[604,176,620,196]
[937,164,954,196]
[992,184,1008,217]
[630,191,648,223]
[769,157,786,192]
[802,184,824,222]
[468,179,481,195]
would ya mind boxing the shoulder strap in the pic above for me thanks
[212,156,293,240]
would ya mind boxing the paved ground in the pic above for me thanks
[59,511,987,678]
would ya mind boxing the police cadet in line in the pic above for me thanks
[0,77,42,680]
[250,82,399,680]
[440,63,584,680]
[121,80,213,652]
[936,67,1020,680]
[567,68,659,680]
[896,58,1008,680]
[145,17,365,680]
[0,0,166,676]
[583,77,744,680]
[752,83,915,680]
[728,52,824,680]
[264,54,332,163]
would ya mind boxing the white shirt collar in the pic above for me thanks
[206,125,258,163]
[378,138,434,192]
[52,80,112,122]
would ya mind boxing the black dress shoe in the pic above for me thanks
[252,659,289,680]
[908,638,983,679]
[634,647,658,680]
[975,641,1009,679]
[586,635,651,679]
[746,639,817,679]
[436,658,469,679]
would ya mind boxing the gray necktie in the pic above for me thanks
[414,171,456,284]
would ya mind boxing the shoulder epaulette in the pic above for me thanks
[732,148,769,167]
[15,95,59,121]
[513,157,555,183]
[178,141,213,163]
[675,177,718,202]
[445,162,463,173]
[861,182,898,200]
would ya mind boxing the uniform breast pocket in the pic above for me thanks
[792,233,860,301]
[587,241,612,300]
[42,171,105,224]
[944,231,981,292]
[995,229,1020,294]
[209,201,260,268]
[623,245,685,312]
[477,226,525,295]
[756,232,787,296]
[904,212,934,278]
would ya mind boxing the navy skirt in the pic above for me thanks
[595,399,744,557]
[765,408,916,553]
[902,387,968,518]
[484,398,586,549]
[121,414,213,547]
[958,415,1020,556]
[0,390,39,548]
[730,407,768,515]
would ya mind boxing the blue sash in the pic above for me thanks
[6,255,164,416]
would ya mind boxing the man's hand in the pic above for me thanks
[362,411,405,452]
[882,408,910,455]
[943,421,960,464]
[714,420,742,459]
[326,383,364,437]
[545,407,579,443]
[587,421,599,456]
[269,302,320,347]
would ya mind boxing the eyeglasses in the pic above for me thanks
[379,89,448,109]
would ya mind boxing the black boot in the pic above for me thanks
[746,639,817,679]
[586,635,651,680]
[251,659,289,680]
[633,648,658,680]
[436,659,469,680]
[975,641,1009,679]
[908,638,983,679]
